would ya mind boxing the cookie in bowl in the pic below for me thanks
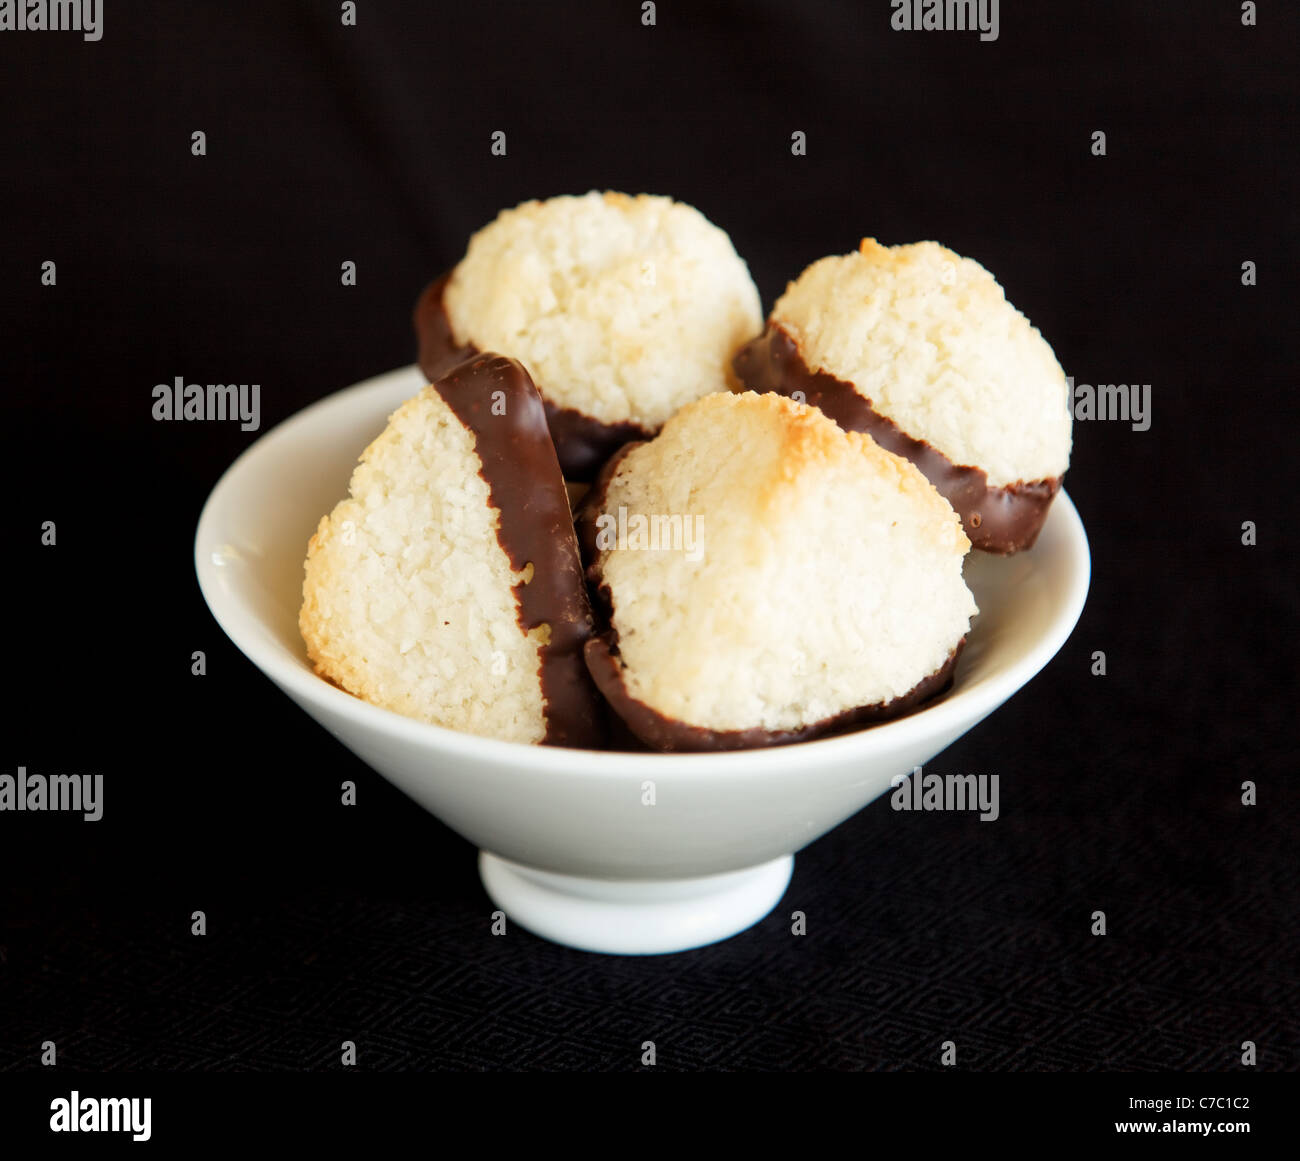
[733,238,1072,552]
[578,390,978,752]
[300,354,603,747]
[415,191,763,479]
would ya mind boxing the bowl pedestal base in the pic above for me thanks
[478,852,795,955]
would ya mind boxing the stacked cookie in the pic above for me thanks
[415,191,762,478]
[733,238,1072,552]
[301,194,1073,750]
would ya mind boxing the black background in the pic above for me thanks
[2,0,1296,1075]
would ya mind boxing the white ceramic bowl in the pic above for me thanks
[195,365,1090,955]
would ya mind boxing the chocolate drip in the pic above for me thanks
[413,274,477,380]
[733,324,1062,554]
[415,275,652,480]
[432,354,604,748]
[585,635,965,753]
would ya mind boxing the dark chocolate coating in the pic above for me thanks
[732,323,1062,554]
[585,635,965,753]
[415,274,653,480]
[413,274,476,379]
[575,436,964,753]
[574,440,644,581]
[432,354,605,748]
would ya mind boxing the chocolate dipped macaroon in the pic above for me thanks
[578,391,977,752]
[734,238,1073,553]
[300,354,603,747]
[415,191,762,479]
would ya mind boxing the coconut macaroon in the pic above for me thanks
[300,354,603,747]
[414,191,763,479]
[733,238,1072,553]
[577,391,977,752]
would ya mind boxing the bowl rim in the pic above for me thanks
[195,364,1091,776]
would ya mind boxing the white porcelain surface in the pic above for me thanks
[195,364,1091,954]
[479,853,795,955]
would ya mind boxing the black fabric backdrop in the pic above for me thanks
[2,1,1296,1073]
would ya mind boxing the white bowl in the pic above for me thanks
[195,365,1090,955]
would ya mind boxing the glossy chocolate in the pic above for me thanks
[732,323,1062,553]
[415,274,652,480]
[432,353,604,748]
